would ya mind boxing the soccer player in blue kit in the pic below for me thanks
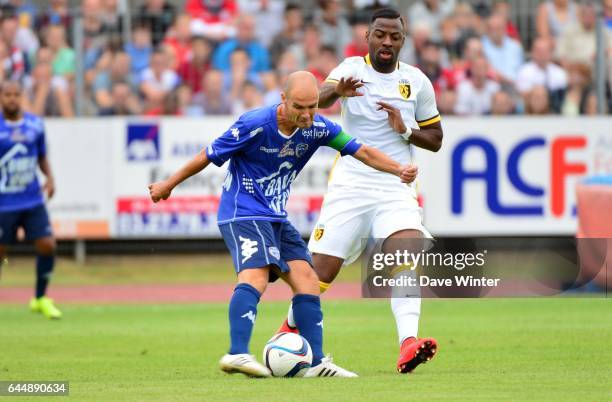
[149,71,418,378]
[0,81,61,319]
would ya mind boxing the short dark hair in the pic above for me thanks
[370,7,404,28]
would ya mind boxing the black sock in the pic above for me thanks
[35,255,55,298]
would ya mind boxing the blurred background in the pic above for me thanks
[0,0,609,117]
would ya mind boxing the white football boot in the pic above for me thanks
[219,354,271,378]
[304,355,358,378]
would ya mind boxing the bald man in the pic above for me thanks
[149,71,418,378]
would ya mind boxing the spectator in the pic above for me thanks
[452,2,479,53]
[561,63,593,116]
[308,45,340,114]
[409,0,456,41]
[454,56,500,115]
[22,60,73,116]
[186,0,238,42]
[418,40,456,96]
[437,89,457,115]
[524,85,551,114]
[275,49,298,89]
[261,71,281,106]
[536,0,578,40]
[93,51,136,111]
[5,0,38,29]
[290,23,321,70]
[315,0,351,58]
[82,0,113,71]
[0,38,25,81]
[481,13,523,84]
[269,3,303,67]
[36,0,71,34]
[177,35,211,95]
[139,49,180,112]
[125,23,153,77]
[233,80,264,115]
[100,0,121,33]
[45,24,75,79]
[212,14,270,73]
[516,37,567,112]
[224,47,263,99]
[557,2,609,68]
[238,0,284,48]
[201,69,233,115]
[136,0,176,46]
[490,89,516,115]
[440,17,462,62]
[163,14,193,68]
[606,0,612,30]
[98,81,142,115]
[344,14,369,58]
[492,1,520,41]
[583,90,602,115]
[1,6,38,58]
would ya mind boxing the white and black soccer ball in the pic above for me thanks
[263,332,312,377]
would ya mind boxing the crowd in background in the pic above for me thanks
[0,0,610,117]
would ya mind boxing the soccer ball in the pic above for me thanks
[263,332,312,377]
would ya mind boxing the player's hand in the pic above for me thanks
[43,178,55,199]
[376,101,407,134]
[334,77,364,97]
[400,164,418,184]
[148,181,172,203]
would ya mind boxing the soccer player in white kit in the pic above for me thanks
[279,8,443,374]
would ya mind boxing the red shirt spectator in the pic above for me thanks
[185,0,237,24]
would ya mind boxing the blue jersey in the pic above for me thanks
[206,105,361,224]
[0,113,46,212]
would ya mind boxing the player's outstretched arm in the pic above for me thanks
[318,78,364,109]
[149,148,211,202]
[353,145,418,184]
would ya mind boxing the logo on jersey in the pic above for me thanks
[399,79,411,99]
[278,140,295,158]
[10,129,29,142]
[255,162,297,214]
[268,246,280,260]
[313,224,325,241]
[260,146,279,153]
[301,127,330,140]
[296,143,308,158]
[127,123,160,161]
[239,236,258,263]
[231,127,240,141]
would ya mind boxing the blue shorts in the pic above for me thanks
[219,220,312,282]
[0,204,53,244]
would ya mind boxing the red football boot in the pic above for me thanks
[397,337,438,373]
[276,318,299,334]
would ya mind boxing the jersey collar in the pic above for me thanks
[364,53,400,71]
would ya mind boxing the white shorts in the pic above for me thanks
[308,186,431,265]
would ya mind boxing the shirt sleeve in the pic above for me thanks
[205,118,258,166]
[324,58,358,84]
[415,74,441,128]
[319,117,362,156]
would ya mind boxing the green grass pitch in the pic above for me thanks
[1,298,611,401]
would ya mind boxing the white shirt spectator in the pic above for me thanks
[454,79,500,115]
[140,68,180,93]
[515,61,568,93]
[238,0,284,48]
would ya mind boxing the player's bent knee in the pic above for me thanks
[286,261,320,295]
[312,253,344,283]
[237,267,270,294]
[34,237,56,256]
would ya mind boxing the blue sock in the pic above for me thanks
[228,283,260,355]
[292,294,324,366]
[35,255,55,298]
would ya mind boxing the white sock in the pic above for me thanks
[287,303,296,328]
[391,297,421,345]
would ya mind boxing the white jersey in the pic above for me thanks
[325,55,440,195]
